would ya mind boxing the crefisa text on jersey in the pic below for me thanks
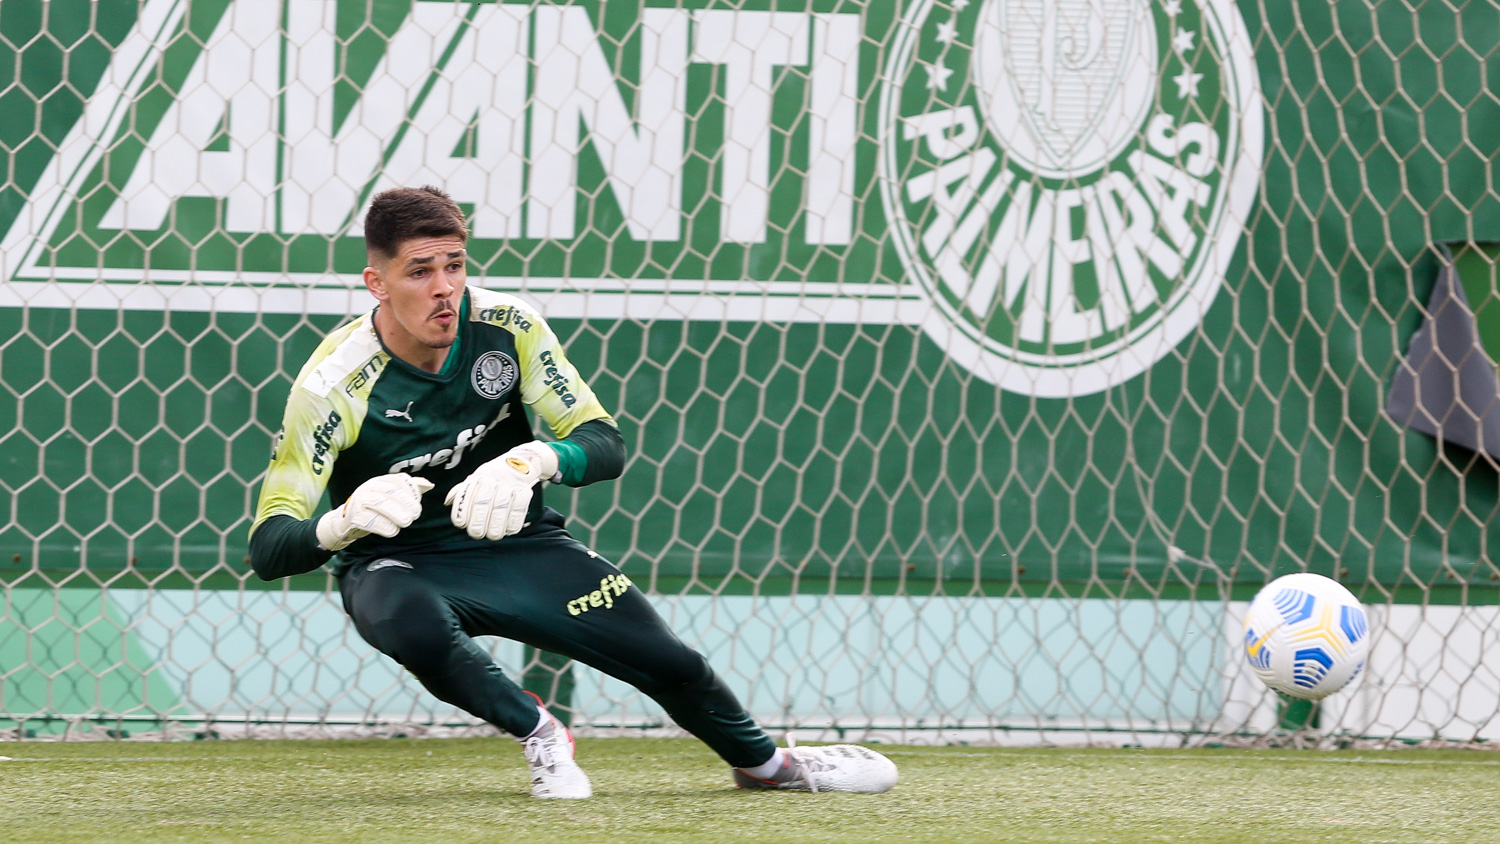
[476,306,532,331]
[386,405,512,474]
[310,410,342,475]
[537,350,577,407]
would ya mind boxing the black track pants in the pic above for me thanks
[337,508,777,768]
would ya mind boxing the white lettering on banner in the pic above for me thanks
[906,128,1220,347]
[0,0,1263,399]
[90,1,858,245]
[368,4,530,239]
[281,1,469,236]
[902,107,984,161]
[878,0,1263,397]
[689,10,808,244]
[903,148,997,256]
[807,14,860,245]
[98,2,282,232]
[528,7,687,241]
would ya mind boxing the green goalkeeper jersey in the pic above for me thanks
[249,287,620,576]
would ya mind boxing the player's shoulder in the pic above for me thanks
[467,287,545,334]
[293,311,390,401]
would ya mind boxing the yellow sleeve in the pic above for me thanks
[510,303,615,439]
[250,319,377,533]
[251,383,350,530]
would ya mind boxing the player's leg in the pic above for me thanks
[462,512,897,792]
[338,558,591,798]
[442,518,773,768]
[542,575,777,769]
[340,559,540,734]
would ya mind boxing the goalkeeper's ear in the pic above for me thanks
[363,263,389,303]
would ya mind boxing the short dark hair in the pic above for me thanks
[363,186,468,261]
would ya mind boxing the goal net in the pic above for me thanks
[3,0,1499,747]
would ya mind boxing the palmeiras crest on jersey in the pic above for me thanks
[472,351,519,399]
[878,0,1262,397]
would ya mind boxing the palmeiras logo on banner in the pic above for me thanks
[879,0,1263,397]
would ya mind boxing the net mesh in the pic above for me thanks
[1,0,1499,747]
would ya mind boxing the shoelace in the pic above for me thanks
[524,726,565,772]
[785,732,830,793]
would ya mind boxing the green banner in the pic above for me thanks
[1,0,1497,598]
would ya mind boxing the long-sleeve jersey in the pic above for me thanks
[247,287,624,580]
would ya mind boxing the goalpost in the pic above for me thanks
[2,0,1499,746]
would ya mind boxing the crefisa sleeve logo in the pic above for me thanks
[879,0,1263,397]
[471,350,519,399]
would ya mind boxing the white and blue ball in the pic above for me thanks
[1243,573,1370,700]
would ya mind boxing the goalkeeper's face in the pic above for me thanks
[364,236,468,368]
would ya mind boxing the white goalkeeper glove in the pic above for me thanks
[315,473,434,552]
[444,442,560,541]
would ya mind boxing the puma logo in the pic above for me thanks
[385,401,414,422]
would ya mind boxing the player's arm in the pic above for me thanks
[248,514,329,581]
[248,384,430,580]
[546,418,625,487]
[247,387,341,580]
[513,308,625,485]
[446,305,625,540]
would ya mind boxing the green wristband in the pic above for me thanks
[546,440,589,486]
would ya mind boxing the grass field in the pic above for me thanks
[3,738,1498,843]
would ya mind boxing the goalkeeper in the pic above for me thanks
[247,186,896,799]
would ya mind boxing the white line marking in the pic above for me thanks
[9,749,1500,767]
[886,748,1500,766]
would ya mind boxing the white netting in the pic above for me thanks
[2,0,1499,746]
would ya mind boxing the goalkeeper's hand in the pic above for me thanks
[444,442,559,540]
[315,473,434,552]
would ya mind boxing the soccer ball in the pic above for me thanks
[1242,573,1370,700]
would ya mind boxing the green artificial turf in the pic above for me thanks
[1,738,1497,843]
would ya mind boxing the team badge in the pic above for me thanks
[878,0,1263,397]
[471,350,518,399]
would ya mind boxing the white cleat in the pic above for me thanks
[733,740,899,794]
[523,715,592,799]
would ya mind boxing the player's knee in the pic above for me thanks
[368,614,462,670]
[637,646,716,695]
[354,591,459,668]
